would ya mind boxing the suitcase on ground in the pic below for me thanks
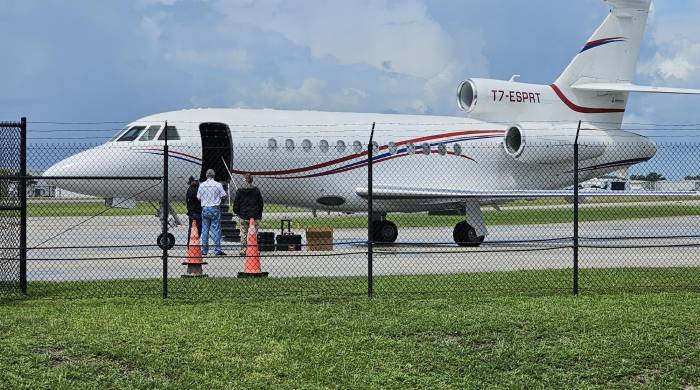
[276,219,302,251]
[257,231,276,252]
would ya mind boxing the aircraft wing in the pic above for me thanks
[355,186,699,200]
[572,83,700,95]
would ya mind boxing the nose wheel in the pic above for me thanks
[372,220,398,243]
[453,221,483,247]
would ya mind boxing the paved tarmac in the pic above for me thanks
[25,213,700,281]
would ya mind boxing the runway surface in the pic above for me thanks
[25,214,700,281]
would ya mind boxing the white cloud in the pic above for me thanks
[638,12,700,84]
[213,0,456,79]
[205,0,488,113]
[260,78,327,109]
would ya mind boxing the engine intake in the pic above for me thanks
[457,79,477,113]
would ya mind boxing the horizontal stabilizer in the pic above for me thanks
[605,0,651,10]
[572,83,700,95]
[356,186,699,200]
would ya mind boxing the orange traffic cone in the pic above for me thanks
[238,218,268,278]
[182,220,208,278]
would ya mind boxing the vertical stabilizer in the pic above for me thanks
[555,0,651,87]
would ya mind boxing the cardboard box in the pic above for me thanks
[306,228,333,251]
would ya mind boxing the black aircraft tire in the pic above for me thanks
[373,220,398,243]
[453,221,482,247]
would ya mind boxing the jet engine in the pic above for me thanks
[457,78,550,119]
[501,124,607,164]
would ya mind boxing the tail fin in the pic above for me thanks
[555,0,651,87]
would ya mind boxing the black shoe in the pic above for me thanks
[215,251,227,256]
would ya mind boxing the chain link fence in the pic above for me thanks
[0,119,25,297]
[2,118,699,299]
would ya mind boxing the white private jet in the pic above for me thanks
[45,0,700,246]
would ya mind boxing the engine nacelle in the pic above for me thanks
[502,124,607,164]
[457,78,555,123]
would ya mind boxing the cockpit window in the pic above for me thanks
[117,126,146,142]
[110,126,129,142]
[158,126,180,141]
[140,125,161,141]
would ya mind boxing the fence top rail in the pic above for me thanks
[0,122,22,128]
[0,175,163,181]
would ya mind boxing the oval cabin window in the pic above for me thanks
[406,143,416,154]
[353,140,362,153]
[268,138,278,151]
[319,140,329,153]
[302,139,312,152]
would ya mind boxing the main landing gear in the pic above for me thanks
[370,214,398,243]
[372,220,398,243]
[453,221,484,247]
[452,203,486,247]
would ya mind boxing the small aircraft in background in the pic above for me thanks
[45,0,700,246]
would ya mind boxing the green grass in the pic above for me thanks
[28,199,700,230]
[258,204,700,230]
[21,267,700,300]
[2,268,699,388]
[507,195,700,206]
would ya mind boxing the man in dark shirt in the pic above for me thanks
[186,176,202,249]
[233,173,264,255]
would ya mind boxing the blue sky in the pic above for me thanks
[1,0,700,145]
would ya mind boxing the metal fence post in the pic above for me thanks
[367,122,375,298]
[573,120,581,295]
[162,121,169,299]
[19,117,27,294]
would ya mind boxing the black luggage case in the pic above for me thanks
[257,231,276,252]
[276,220,302,251]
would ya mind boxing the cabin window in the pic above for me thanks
[336,140,346,153]
[421,142,431,155]
[437,144,447,156]
[117,126,145,142]
[158,126,180,141]
[285,139,295,152]
[406,143,416,154]
[453,143,462,155]
[139,125,161,141]
[353,140,362,153]
[319,140,329,153]
[268,138,278,151]
[388,142,397,155]
[302,139,312,152]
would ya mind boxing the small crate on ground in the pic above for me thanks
[306,228,333,251]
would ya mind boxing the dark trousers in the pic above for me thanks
[187,212,202,249]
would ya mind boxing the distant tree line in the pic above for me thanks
[629,172,666,182]
[684,175,700,180]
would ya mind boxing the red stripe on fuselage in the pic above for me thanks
[550,84,625,114]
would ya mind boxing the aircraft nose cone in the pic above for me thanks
[42,147,107,195]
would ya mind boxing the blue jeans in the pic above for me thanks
[200,206,222,255]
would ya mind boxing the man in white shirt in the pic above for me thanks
[196,169,227,256]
